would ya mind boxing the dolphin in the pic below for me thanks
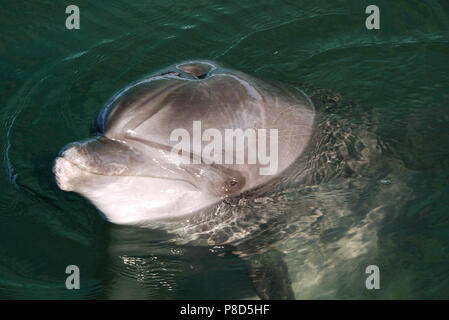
[53,60,316,299]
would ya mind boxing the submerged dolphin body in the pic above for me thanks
[53,61,316,299]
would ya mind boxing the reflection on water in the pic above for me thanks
[102,225,255,299]
[1,1,449,299]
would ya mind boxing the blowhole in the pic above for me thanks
[177,62,213,79]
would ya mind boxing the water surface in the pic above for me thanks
[1,0,448,299]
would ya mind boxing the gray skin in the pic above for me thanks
[53,61,317,299]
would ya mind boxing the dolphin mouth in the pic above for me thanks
[53,141,246,199]
[53,154,202,191]
[53,146,205,194]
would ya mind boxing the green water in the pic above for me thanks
[1,0,449,299]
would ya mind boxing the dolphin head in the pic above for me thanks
[54,61,315,225]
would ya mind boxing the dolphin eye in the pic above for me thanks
[228,178,238,187]
[224,178,241,194]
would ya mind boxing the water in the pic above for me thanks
[1,0,449,299]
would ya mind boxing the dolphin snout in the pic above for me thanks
[53,157,83,191]
[177,61,215,79]
[53,143,93,191]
